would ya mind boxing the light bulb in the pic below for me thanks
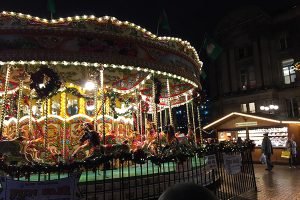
[84,81,95,91]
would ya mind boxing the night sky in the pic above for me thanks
[1,0,297,52]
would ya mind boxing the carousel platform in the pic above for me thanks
[18,159,205,182]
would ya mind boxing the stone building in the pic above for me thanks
[208,5,300,120]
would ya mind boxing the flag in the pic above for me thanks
[47,0,56,15]
[203,37,222,60]
[157,10,171,35]
[200,70,207,79]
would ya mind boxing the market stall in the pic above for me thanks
[203,112,300,164]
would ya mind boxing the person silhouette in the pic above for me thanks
[261,132,274,171]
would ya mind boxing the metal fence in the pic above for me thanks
[0,143,257,200]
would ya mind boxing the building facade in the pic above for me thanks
[208,5,300,120]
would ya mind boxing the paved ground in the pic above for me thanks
[238,164,300,200]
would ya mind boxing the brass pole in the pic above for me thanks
[0,65,11,136]
[166,79,173,126]
[16,80,24,137]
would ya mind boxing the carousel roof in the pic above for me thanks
[0,11,203,107]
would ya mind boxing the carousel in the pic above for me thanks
[0,11,203,166]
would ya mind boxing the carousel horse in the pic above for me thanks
[47,145,63,164]
[71,122,102,160]
[0,135,43,165]
[186,124,196,144]
[131,134,141,151]
[145,131,168,156]
[175,131,188,144]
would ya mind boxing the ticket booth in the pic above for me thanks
[203,112,300,164]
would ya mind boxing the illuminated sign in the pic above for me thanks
[235,121,257,127]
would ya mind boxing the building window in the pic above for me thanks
[282,58,296,84]
[249,102,256,113]
[241,104,247,113]
[240,102,256,113]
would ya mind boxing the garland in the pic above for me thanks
[0,140,255,176]
[29,86,135,118]
[32,87,93,100]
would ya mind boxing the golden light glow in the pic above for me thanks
[60,92,67,117]
[47,99,51,114]
[79,98,85,114]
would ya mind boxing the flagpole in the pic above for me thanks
[198,32,208,55]
[47,0,55,20]
[156,10,161,35]
[156,10,170,36]
[156,17,160,36]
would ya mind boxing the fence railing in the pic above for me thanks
[0,142,257,200]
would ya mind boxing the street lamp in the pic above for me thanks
[260,104,279,113]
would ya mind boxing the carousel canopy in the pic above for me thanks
[0,11,203,107]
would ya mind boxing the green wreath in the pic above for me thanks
[30,66,61,99]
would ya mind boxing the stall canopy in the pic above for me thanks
[203,112,300,131]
